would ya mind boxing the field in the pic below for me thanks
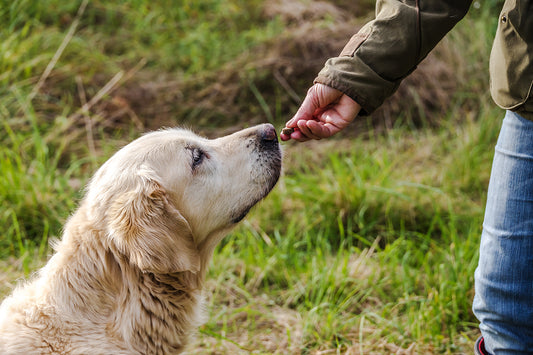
[1,0,504,353]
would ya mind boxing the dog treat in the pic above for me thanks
[281,127,294,135]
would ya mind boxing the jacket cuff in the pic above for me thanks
[314,56,402,116]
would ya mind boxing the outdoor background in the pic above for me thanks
[0,0,504,353]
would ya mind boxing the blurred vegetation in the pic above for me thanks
[0,0,507,353]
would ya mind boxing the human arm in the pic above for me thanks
[283,0,473,141]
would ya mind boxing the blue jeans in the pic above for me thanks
[473,111,533,354]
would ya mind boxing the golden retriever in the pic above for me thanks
[0,124,281,354]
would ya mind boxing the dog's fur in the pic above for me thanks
[0,124,281,354]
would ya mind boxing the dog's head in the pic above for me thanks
[84,124,281,274]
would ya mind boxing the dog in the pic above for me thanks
[0,124,281,354]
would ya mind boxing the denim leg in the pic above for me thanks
[473,111,533,354]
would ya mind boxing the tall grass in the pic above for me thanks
[0,0,503,352]
[0,91,81,265]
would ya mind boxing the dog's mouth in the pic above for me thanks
[232,206,254,224]
[230,180,278,224]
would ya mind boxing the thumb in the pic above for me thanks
[287,92,319,127]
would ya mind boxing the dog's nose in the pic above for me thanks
[259,124,278,142]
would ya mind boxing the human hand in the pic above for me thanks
[280,83,361,142]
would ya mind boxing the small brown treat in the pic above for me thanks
[281,127,294,135]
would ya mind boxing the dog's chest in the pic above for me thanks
[117,271,204,354]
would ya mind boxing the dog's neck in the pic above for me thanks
[196,226,234,268]
[108,265,205,354]
[40,209,208,353]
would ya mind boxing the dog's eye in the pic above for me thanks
[191,148,205,169]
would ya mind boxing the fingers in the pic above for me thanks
[285,94,317,129]
[286,84,342,127]
[280,131,294,141]
[280,126,312,141]
[297,120,328,140]
[284,129,309,142]
[286,104,353,141]
[281,120,331,142]
[282,83,361,142]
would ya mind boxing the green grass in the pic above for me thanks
[0,0,503,353]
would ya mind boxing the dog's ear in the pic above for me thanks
[108,175,200,274]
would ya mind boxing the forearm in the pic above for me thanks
[315,0,472,115]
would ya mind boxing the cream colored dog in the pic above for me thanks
[0,124,281,354]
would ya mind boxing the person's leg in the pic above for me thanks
[473,110,533,354]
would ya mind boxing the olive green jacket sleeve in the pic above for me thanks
[490,0,533,120]
[315,0,472,116]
